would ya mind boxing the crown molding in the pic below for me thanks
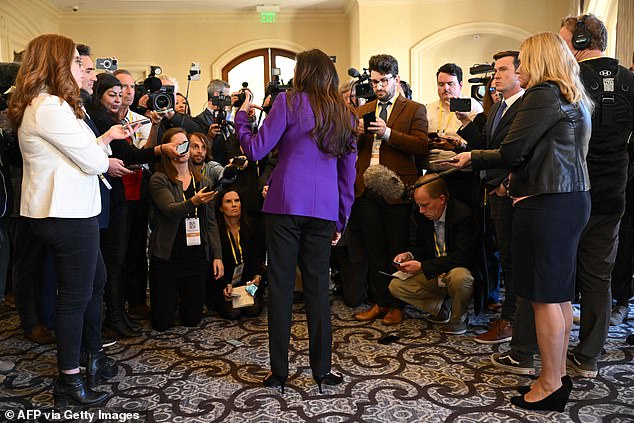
[60,9,346,23]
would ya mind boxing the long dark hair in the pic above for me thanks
[288,49,357,158]
[215,189,250,233]
[8,34,84,129]
[87,73,122,124]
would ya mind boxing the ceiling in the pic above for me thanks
[47,0,351,13]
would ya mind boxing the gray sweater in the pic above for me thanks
[148,171,222,261]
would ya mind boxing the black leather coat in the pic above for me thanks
[471,82,590,197]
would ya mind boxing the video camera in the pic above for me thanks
[263,68,291,114]
[347,67,375,103]
[132,65,175,113]
[232,82,249,108]
[209,92,232,132]
[467,63,494,101]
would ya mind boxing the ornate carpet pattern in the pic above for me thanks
[0,299,633,422]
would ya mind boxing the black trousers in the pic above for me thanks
[265,214,334,378]
[29,217,105,370]
[354,190,409,309]
[125,175,150,307]
[149,254,207,331]
[488,194,516,320]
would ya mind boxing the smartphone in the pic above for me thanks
[429,158,458,164]
[226,338,244,347]
[449,98,471,112]
[363,111,376,133]
[378,334,401,345]
[124,164,142,170]
[176,140,190,155]
[392,261,402,267]
[428,132,439,140]
[245,284,258,296]
[126,118,151,127]
[378,270,395,277]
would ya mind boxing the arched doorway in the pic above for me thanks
[221,48,296,107]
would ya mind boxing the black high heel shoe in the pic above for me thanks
[53,372,110,407]
[517,375,573,395]
[263,372,287,394]
[510,383,571,412]
[314,372,343,394]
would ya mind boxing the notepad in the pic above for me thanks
[232,286,255,308]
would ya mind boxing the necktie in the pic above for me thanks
[379,101,391,122]
[490,100,507,135]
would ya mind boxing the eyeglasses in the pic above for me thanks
[488,86,497,93]
[73,57,84,68]
[370,75,394,87]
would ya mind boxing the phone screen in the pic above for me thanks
[176,140,190,155]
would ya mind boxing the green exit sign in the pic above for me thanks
[261,12,276,23]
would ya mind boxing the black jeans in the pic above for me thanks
[488,194,516,320]
[265,214,334,378]
[29,217,105,370]
[149,255,207,331]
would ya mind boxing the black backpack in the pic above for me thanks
[579,61,633,144]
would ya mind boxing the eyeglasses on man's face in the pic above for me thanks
[370,75,394,87]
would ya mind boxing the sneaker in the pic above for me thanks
[567,352,598,378]
[426,298,451,324]
[442,320,467,335]
[475,319,513,344]
[0,359,15,374]
[609,305,628,326]
[102,336,117,348]
[490,352,536,375]
[571,304,581,324]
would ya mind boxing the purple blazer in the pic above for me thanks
[235,92,356,232]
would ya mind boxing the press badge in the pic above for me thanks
[232,263,244,285]
[185,217,201,246]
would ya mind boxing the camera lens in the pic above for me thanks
[103,60,111,69]
[154,94,170,110]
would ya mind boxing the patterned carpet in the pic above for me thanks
[0,298,633,423]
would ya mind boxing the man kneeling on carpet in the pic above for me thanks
[388,174,476,334]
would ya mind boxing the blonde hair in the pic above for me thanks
[519,32,593,111]
[8,33,84,129]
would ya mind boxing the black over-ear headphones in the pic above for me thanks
[572,15,592,50]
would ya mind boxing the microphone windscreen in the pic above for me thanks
[363,164,404,201]
[348,67,360,78]
[144,76,162,92]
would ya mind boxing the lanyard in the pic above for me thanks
[434,230,446,257]
[181,173,198,217]
[437,106,453,134]
[227,227,243,264]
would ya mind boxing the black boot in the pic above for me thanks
[53,372,110,407]
[86,350,118,388]
[104,315,140,338]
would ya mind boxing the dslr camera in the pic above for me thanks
[232,82,249,108]
[263,68,291,113]
[95,57,118,71]
[133,65,175,112]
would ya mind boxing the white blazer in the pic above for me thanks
[19,93,110,218]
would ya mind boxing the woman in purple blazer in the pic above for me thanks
[235,49,357,394]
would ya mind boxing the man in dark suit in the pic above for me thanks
[195,79,234,165]
[389,174,476,334]
[352,54,429,325]
[456,50,523,344]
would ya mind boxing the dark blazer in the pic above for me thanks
[214,216,265,290]
[471,82,591,197]
[458,97,522,188]
[148,172,222,262]
[355,94,429,204]
[411,197,476,279]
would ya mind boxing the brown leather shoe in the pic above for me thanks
[382,308,403,325]
[26,324,55,345]
[474,319,512,344]
[354,304,388,321]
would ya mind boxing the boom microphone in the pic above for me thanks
[363,164,405,201]
[348,67,361,78]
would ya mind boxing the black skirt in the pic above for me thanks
[512,191,590,303]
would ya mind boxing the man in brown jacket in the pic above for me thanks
[353,54,429,325]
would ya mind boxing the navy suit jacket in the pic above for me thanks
[458,97,522,188]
